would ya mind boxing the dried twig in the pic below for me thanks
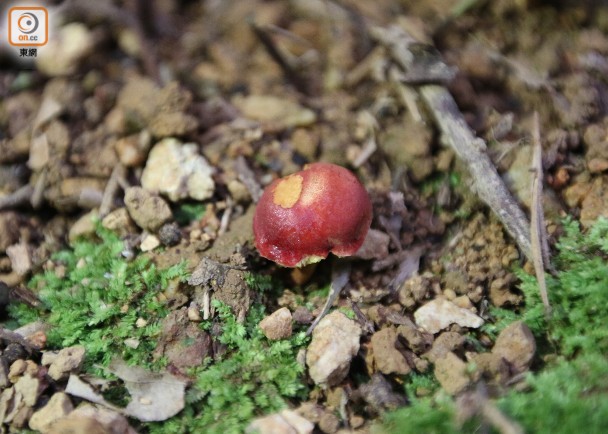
[458,386,524,434]
[352,135,377,168]
[387,247,423,292]
[235,156,263,203]
[530,112,551,314]
[99,163,127,217]
[250,22,318,96]
[371,26,533,261]
[479,399,524,434]
[307,261,351,335]
[352,111,379,168]
[30,168,47,209]
[420,86,532,260]
[217,197,233,237]
[0,185,33,210]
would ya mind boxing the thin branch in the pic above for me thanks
[235,156,263,203]
[307,261,351,335]
[99,163,127,218]
[480,399,524,434]
[217,197,233,237]
[370,26,532,260]
[30,168,47,209]
[250,22,318,96]
[531,112,551,314]
[419,86,532,260]
[0,185,33,210]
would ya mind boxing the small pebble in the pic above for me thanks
[159,222,182,246]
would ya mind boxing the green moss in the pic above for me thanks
[11,228,309,433]
[9,227,188,371]
[379,217,608,434]
[499,353,608,434]
[146,300,309,434]
[375,395,460,434]
[173,202,206,225]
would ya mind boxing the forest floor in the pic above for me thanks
[1,1,608,433]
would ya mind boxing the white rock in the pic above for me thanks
[14,374,40,407]
[141,138,215,202]
[306,311,362,387]
[414,298,484,334]
[140,234,160,252]
[246,409,314,434]
[6,242,32,276]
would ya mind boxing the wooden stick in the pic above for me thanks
[370,25,533,261]
[419,85,532,260]
[530,112,551,313]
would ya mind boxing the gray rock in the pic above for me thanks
[140,233,161,252]
[353,229,390,260]
[358,373,407,412]
[124,187,172,232]
[114,131,151,167]
[141,138,215,202]
[318,411,340,434]
[68,210,98,244]
[306,311,361,387]
[158,222,181,246]
[36,23,94,76]
[6,242,32,276]
[233,95,316,129]
[0,358,8,389]
[59,403,135,434]
[47,346,86,381]
[153,308,212,371]
[293,307,314,324]
[424,331,465,363]
[492,321,536,374]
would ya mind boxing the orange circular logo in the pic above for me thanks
[17,13,39,34]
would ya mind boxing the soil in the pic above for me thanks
[1,0,608,433]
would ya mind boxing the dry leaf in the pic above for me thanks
[66,359,188,422]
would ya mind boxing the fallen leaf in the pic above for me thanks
[108,359,188,422]
[65,359,188,422]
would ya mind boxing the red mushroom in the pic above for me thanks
[253,162,372,267]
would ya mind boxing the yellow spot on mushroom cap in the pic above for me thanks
[273,174,303,208]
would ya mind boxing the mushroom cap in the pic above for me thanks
[253,162,372,267]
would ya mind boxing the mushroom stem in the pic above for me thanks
[306,261,352,335]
